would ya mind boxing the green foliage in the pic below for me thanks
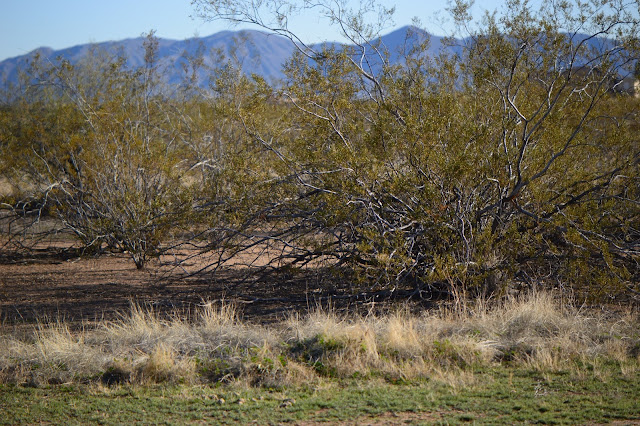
[189,0,640,299]
[2,365,640,424]
[1,1,638,298]
[1,34,203,267]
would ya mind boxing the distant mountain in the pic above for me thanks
[0,27,453,87]
[0,29,298,86]
[0,26,626,89]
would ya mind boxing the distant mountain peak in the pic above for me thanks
[0,27,623,89]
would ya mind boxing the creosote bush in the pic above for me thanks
[194,0,639,299]
[0,34,202,268]
[1,0,639,300]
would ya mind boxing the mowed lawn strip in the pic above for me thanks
[2,366,639,425]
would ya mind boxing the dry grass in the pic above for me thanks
[0,292,638,388]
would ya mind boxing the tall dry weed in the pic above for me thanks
[0,292,638,387]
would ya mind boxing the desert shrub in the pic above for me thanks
[1,1,637,300]
[192,0,640,300]
[0,33,201,267]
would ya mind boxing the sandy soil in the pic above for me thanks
[0,243,412,327]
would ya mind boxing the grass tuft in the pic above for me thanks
[0,292,638,389]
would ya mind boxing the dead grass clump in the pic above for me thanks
[280,292,640,383]
[433,292,640,373]
[0,302,279,386]
[98,302,280,385]
[283,307,488,382]
[380,312,423,358]
[139,343,196,383]
[0,321,109,386]
[0,292,638,388]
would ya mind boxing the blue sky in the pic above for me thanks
[0,0,506,62]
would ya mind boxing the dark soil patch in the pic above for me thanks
[0,247,434,327]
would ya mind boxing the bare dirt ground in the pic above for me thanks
[0,243,424,328]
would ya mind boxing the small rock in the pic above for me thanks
[212,394,225,404]
[279,398,295,408]
[48,377,64,385]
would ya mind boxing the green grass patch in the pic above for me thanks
[2,365,639,425]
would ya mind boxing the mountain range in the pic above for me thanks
[0,27,629,89]
[0,26,452,87]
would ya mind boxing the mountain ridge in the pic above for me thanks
[0,27,627,88]
[0,26,450,86]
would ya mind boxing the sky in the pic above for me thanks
[0,0,506,62]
